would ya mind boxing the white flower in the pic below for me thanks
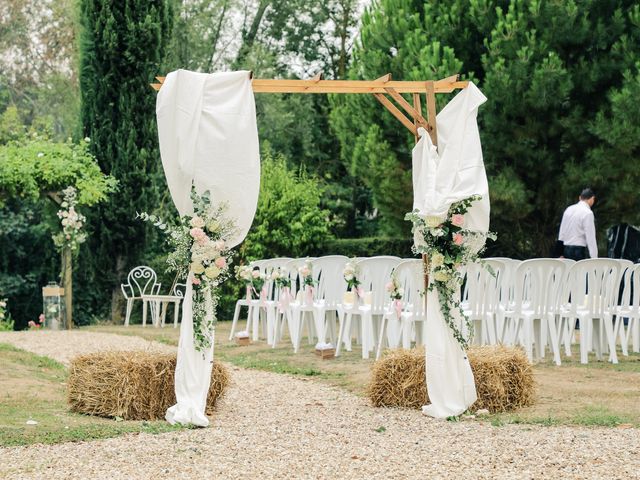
[205,265,220,279]
[344,273,354,281]
[0,301,6,307]
[191,262,205,274]
[433,270,449,282]
[425,216,443,228]
[190,216,205,228]
[431,253,445,267]
[37,152,44,158]
[84,137,91,143]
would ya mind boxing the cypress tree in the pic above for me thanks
[79,0,173,321]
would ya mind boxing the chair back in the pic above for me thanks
[392,259,424,316]
[121,266,160,299]
[356,256,401,312]
[512,259,567,318]
[173,283,186,298]
[283,257,316,297]
[464,259,505,318]
[312,255,349,306]
[563,259,621,316]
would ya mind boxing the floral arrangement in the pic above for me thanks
[385,273,404,301]
[52,186,87,253]
[235,265,254,286]
[343,259,360,290]
[138,188,237,351]
[270,267,291,289]
[28,313,45,329]
[298,261,314,287]
[406,195,495,348]
[0,299,14,331]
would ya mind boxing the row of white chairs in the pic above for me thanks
[229,256,640,364]
[465,258,640,365]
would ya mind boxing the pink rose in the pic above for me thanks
[251,270,261,279]
[453,233,464,245]
[189,227,205,239]
[385,281,394,292]
[28,320,36,327]
[215,257,227,268]
[214,240,225,250]
[451,214,464,227]
[192,276,201,285]
[38,314,45,323]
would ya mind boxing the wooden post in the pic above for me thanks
[62,247,73,329]
[422,82,439,313]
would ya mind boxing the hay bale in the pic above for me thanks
[368,345,535,413]
[67,351,230,420]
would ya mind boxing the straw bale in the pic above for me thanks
[67,350,230,420]
[368,345,535,413]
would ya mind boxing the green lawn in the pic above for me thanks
[0,343,188,447]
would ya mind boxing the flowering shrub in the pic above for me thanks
[343,258,360,290]
[52,186,87,253]
[139,188,237,351]
[406,195,495,348]
[0,299,13,331]
[28,313,45,329]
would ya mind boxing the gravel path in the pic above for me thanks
[1,331,639,479]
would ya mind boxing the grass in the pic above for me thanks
[0,342,189,447]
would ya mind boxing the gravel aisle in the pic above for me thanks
[1,331,639,479]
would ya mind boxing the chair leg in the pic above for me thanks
[615,316,628,357]
[335,310,346,357]
[142,299,148,327]
[604,315,618,364]
[125,299,133,327]
[376,316,387,360]
[229,302,243,340]
[173,301,180,328]
[579,317,589,364]
[546,315,561,366]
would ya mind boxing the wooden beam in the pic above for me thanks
[412,93,422,143]
[375,73,392,82]
[385,87,429,130]
[373,93,417,136]
[250,78,467,94]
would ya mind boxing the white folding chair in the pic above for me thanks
[229,259,270,340]
[559,259,622,364]
[503,259,567,365]
[462,259,505,345]
[375,259,424,359]
[336,256,400,359]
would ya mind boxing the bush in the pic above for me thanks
[313,237,417,258]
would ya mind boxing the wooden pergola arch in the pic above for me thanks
[151,73,468,146]
[152,73,471,305]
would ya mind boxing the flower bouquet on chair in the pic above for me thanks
[343,258,363,306]
[271,267,292,311]
[386,272,404,319]
[298,261,315,306]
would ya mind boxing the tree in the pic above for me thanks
[332,0,640,256]
[79,0,173,321]
[0,136,116,327]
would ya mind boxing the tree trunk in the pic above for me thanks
[62,246,73,329]
[110,254,126,324]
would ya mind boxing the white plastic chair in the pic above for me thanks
[607,259,635,356]
[559,259,622,364]
[375,259,424,359]
[502,259,567,365]
[336,256,400,359]
[228,259,272,341]
[462,259,505,345]
[121,266,161,326]
[291,256,348,352]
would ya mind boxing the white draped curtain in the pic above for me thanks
[157,69,260,426]
[412,82,489,418]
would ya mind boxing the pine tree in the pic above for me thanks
[79,0,173,321]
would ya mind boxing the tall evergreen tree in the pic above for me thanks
[79,0,173,321]
[332,0,640,255]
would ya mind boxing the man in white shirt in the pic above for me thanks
[557,188,598,260]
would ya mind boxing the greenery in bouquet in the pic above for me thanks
[138,187,237,351]
[52,186,87,253]
[298,261,315,287]
[343,258,360,290]
[406,195,495,348]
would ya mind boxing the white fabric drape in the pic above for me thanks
[412,82,489,418]
[157,69,260,426]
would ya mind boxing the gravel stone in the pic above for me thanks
[1,331,639,479]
